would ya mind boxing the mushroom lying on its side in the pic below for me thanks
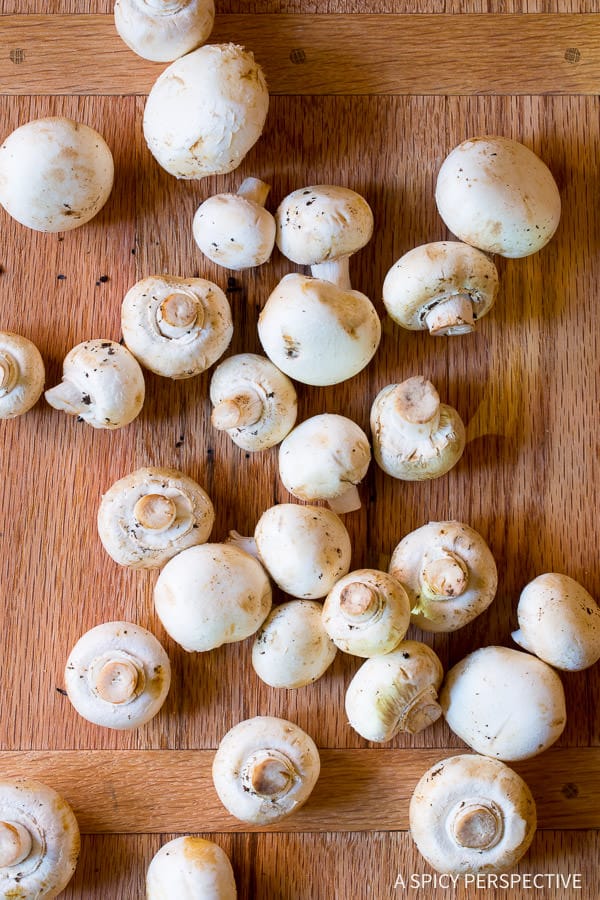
[0,331,45,419]
[114,0,214,62]
[146,836,237,899]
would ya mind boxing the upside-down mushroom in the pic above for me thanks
[0,331,45,419]
[146,836,237,899]
[114,0,214,62]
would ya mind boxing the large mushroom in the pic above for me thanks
[146,836,237,899]
[114,0,214,62]
[0,331,45,419]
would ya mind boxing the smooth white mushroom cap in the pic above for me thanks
[409,754,537,875]
[252,600,337,688]
[345,640,444,742]
[146,836,236,900]
[44,339,145,428]
[143,44,269,180]
[389,521,498,633]
[512,573,600,671]
[64,621,171,730]
[254,504,352,600]
[440,646,567,761]
[0,331,45,419]
[0,117,113,232]
[0,779,80,899]
[121,275,233,379]
[97,466,214,569]
[435,136,561,258]
[322,568,411,657]
[212,716,320,824]
[154,543,272,652]
[258,273,381,386]
[114,0,215,63]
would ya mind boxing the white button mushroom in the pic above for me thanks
[278,414,371,514]
[209,353,297,451]
[512,572,600,671]
[146,836,236,900]
[193,177,276,270]
[370,376,465,481]
[440,646,567,761]
[322,569,411,657]
[121,275,233,379]
[0,117,113,232]
[212,716,320,824]
[0,778,80,899]
[154,543,272,652]
[409,754,537,875]
[114,0,214,63]
[254,504,352,600]
[0,332,45,419]
[143,44,269,180]
[382,241,499,336]
[252,600,337,688]
[97,466,214,569]
[435,135,561,258]
[65,621,171,730]
[345,640,444,742]
[389,521,498,633]
[45,339,145,428]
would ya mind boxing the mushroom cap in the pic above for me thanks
[409,754,536,875]
[389,521,498,633]
[252,600,337,688]
[254,504,352,600]
[154,543,272,652]
[121,275,233,379]
[193,193,276,270]
[143,44,269,179]
[322,568,411,657]
[258,273,381,386]
[0,116,113,232]
[512,572,600,671]
[114,0,215,63]
[435,136,561,258]
[440,646,567,761]
[212,716,320,824]
[345,641,444,742]
[275,185,374,266]
[0,778,80,899]
[146,836,236,899]
[278,414,371,503]
[97,466,215,569]
[382,241,499,331]
[0,331,45,419]
[64,621,171,730]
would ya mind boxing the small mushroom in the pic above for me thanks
[409,754,537,874]
[44,339,145,429]
[0,331,45,419]
[389,521,498,632]
[146,836,237,899]
[254,504,352,600]
[212,716,320,824]
[64,621,171,730]
[154,543,272,652]
[322,569,411,657]
[114,0,214,62]
[121,275,233,379]
[97,466,214,569]
[0,116,113,232]
[209,353,297,451]
[345,640,444,742]
[435,135,561,258]
[278,414,371,513]
[193,177,276,270]
[0,778,80,899]
[143,44,269,179]
[252,600,337,688]
[382,241,499,336]
[512,572,600,671]
[370,376,465,480]
[440,646,567,761]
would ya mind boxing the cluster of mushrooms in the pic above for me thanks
[0,2,596,897]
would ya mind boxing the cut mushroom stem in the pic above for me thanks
[211,389,264,430]
[237,176,271,207]
[44,379,89,416]
[340,582,382,623]
[157,291,202,337]
[133,493,178,531]
[89,652,144,705]
[424,293,475,336]
[400,684,443,734]
[452,801,502,850]
[421,552,469,598]
[242,749,296,800]
[327,483,362,515]
[310,256,351,290]
[0,820,33,867]
[0,351,18,396]
[395,377,441,437]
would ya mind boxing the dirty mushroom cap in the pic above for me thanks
[114,0,215,63]
[146,836,236,899]
[0,331,45,419]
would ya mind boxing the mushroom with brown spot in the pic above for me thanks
[0,332,45,419]
[114,0,215,62]
[146,836,237,899]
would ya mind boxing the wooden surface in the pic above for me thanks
[1,6,599,900]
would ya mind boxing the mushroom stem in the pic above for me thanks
[421,553,469,599]
[310,257,352,290]
[0,351,18,397]
[211,389,263,430]
[157,291,202,338]
[241,749,296,800]
[327,483,362,515]
[424,294,476,336]
[398,685,443,734]
[392,376,441,439]
[44,380,90,416]
[237,176,271,207]
[339,582,381,623]
[90,655,143,705]
[225,530,259,559]
[0,821,33,867]
[452,801,503,850]
[133,493,178,531]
